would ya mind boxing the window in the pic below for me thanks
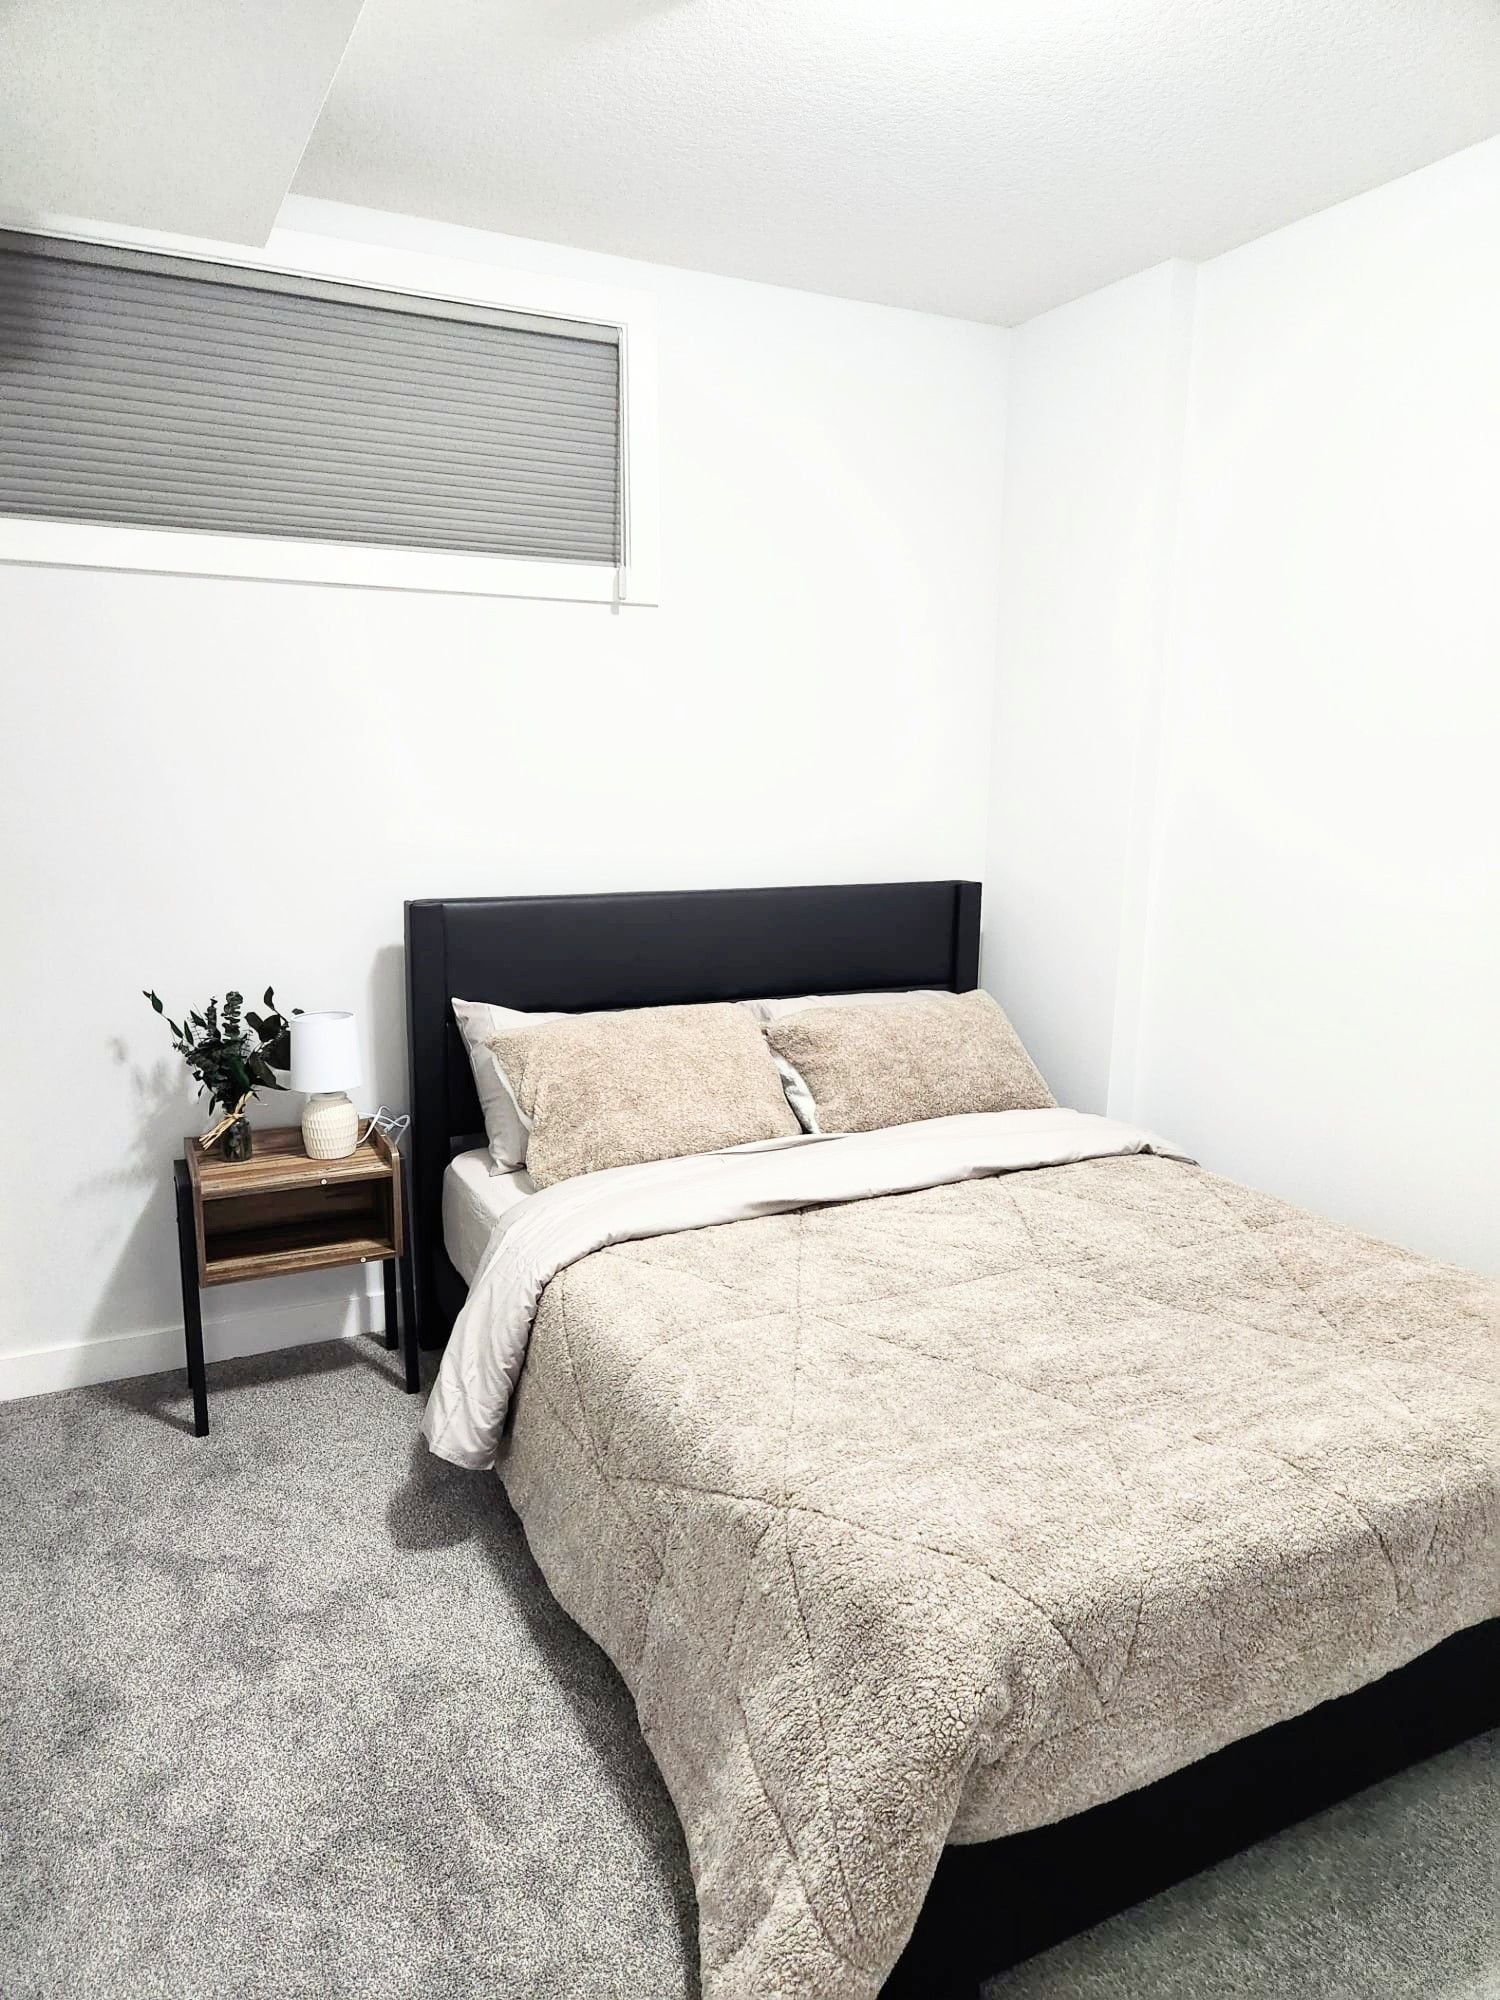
[0,227,657,603]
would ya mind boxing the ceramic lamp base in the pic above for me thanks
[302,1091,359,1160]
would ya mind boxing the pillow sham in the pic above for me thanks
[451,998,562,1171]
[761,988,1054,1135]
[488,1002,801,1188]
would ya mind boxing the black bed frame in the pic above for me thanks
[403,881,1498,1999]
[403,881,982,1349]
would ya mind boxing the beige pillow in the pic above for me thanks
[762,988,1054,1135]
[740,989,941,1022]
[737,990,943,1127]
[489,1002,800,1188]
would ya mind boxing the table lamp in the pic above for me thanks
[290,1011,363,1159]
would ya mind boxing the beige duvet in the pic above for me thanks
[426,1114,1500,2000]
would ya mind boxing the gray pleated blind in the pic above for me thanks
[0,232,622,564]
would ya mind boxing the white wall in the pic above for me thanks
[1134,138,1500,1271]
[0,198,1009,1394]
[981,260,1194,1112]
[989,137,1500,1272]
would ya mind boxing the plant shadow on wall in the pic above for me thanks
[77,1003,297,1367]
[78,1045,203,1360]
[366,942,405,1120]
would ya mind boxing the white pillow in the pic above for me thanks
[451,998,562,1171]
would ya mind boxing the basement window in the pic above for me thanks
[0,228,656,604]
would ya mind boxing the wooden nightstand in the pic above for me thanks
[172,1125,419,1437]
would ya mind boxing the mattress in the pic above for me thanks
[441,1147,534,1284]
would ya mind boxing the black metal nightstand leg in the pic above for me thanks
[397,1151,420,1395]
[173,1161,209,1438]
[381,1259,399,1351]
[398,1247,420,1394]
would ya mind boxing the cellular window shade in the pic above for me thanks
[0,233,623,565]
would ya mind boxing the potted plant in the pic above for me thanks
[143,987,300,1161]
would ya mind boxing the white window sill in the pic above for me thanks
[0,516,657,607]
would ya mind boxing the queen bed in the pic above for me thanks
[404,882,1499,2000]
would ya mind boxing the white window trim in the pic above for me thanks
[0,215,660,608]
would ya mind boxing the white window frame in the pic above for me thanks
[0,215,660,607]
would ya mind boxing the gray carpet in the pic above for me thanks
[2,1340,1495,2000]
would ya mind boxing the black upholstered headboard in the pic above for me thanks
[403,881,981,1345]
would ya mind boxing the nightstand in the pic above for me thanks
[172,1125,419,1437]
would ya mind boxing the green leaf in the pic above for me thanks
[260,1030,291,1071]
[144,990,164,1013]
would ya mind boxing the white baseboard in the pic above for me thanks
[0,1283,384,1404]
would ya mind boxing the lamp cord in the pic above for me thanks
[358,1104,411,1150]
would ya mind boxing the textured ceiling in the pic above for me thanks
[0,0,366,244]
[295,0,1500,323]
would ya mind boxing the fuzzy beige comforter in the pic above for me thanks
[488,1146,1498,2000]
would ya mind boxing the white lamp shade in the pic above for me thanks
[290,1011,362,1094]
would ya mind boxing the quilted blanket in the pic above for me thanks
[443,1122,1500,1999]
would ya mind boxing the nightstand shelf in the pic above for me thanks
[174,1125,418,1435]
[202,1231,399,1286]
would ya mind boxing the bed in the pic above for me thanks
[404,882,1499,2000]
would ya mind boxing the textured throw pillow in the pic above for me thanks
[488,1002,801,1188]
[452,998,563,1171]
[762,988,1054,1135]
[740,989,941,1023]
[739,990,944,1127]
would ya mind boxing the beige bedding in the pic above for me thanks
[430,1119,1500,2000]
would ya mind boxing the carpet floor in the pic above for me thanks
[2,1339,1495,2000]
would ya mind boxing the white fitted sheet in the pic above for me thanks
[442,1148,536,1286]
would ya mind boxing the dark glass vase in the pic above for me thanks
[221,1118,253,1163]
